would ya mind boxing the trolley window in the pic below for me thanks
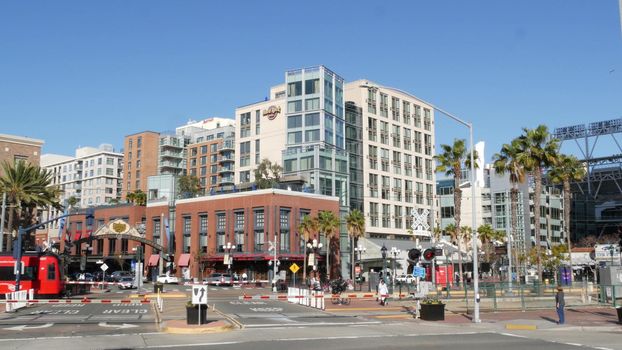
[47,263,56,280]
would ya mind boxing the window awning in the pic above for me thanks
[147,254,160,267]
[178,254,191,267]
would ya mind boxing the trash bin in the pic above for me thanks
[154,282,164,293]
[617,307,622,324]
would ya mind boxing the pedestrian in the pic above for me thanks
[555,286,565,325]
[242,272,248,283]
[378,279,389,306]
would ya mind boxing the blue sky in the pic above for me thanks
[1,1,621,162]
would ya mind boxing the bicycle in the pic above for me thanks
[330,279,351,305]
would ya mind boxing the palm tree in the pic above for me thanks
[435,139,478,285]
[493,138,527,280]
[517,125,560,282]
[298,214,318,285]
[317,210,341,280]
[126,192,136,204]
[549,154,586,283]
[345,209,365,281]
[254,158,283,189]
[477,224,496,265]
[0,160,61,251]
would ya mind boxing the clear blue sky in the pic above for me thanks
[1,1,621,162]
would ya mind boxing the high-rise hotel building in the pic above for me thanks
[344,81,436,240]
[235,66,349,208]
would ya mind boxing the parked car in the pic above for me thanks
[111,271,133,282]
[72,272,95,281]
[204,273,233,286]
[117,276,136,290]
[396,274,414,284]
[156,274,179,284]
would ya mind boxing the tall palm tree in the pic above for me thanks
[317,210,341,280]
[435,139,478,284]
[549,154,586,283]
[0,160,61,251]
[345,209,365,281]
[298,214,318,285]
[493,138,527,280]
[517,125,559,282]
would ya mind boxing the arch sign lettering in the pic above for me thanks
[74,219,166,253]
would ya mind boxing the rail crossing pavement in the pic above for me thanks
[239,292,410,300]
[0,298,158,338]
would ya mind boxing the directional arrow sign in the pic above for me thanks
[192,285,207,305]
[4,323,54,331]
[98,322,138,329]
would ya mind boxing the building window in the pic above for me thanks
[279,208,290,252]
[287,100,302,113]
[233,211,244,252]
[305,79,319,94]
[254,209,264,252]
[305,98,320,111]
[288,131,302,144]
[287,81,302,97]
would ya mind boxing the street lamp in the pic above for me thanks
[222,242,234,274]
[307,239,323,277]
[390,247,401,289]
[354,244,366,290]
[360,82,480,323]
[381,244,388,285]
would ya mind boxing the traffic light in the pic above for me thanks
[408,248,421,261]
[423,248,436,261]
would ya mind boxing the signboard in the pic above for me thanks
[308,253,315,266]
[594,244,621,262]
[412,266,426,278]
[289,263,300,274]
[100,263,109,272]
[192,285,208,305]
[263,105,281,120]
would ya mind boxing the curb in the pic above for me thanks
[161,320,235,334]
[505,323,537,330]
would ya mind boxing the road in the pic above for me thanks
[1,283,620,350]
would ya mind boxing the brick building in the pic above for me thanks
[61,189,338,281]
[0,133,44,176]
[123,131,160,198]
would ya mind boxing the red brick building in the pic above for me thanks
[61,189,338,281]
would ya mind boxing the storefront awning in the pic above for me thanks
[147,254,160,267]
[178,254,191,267]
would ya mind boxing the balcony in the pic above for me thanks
[160,161,182,169]
[218,141,235,152]
[218,155,235,163]
[219,176,235,185]
[219,166,235,174]
[160,150,183,159]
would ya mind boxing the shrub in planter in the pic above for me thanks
[186,302,207,325]
[419,297,445,321]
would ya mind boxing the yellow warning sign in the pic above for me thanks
[289,263,300,274]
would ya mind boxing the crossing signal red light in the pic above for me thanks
[423,248,436,261]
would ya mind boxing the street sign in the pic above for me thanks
[100,263,109,272]
[595,244,620,262]
[412,266,426,278]
[192,285,208,305]
[289,263,300,274]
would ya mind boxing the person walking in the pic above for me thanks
[378,279,389,306]
[555,286,565,325]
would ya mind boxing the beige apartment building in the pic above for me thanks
[344,80,436,239]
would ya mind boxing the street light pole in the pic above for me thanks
[381,244,388,285]
[390,247,401,290]
[223,242,233,274]
[355,245,366,291]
